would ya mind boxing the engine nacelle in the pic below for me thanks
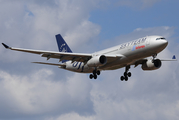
[87,55,107,67]
[142,59,162,70]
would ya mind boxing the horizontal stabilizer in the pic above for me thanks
[160,55,177,61]
[32,62,66,68]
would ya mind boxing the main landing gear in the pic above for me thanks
[120,65,132,81]
[89,69,100,79]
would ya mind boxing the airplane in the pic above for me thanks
[2,34,177,81]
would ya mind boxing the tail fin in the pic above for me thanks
[172,55,176,60]
[56,34,72,53]
[55,34,72,63]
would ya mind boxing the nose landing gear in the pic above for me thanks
[152,53,157,63]
[120,65,131,81]
[89,69,100,79]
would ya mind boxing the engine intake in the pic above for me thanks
[142,59,162,70]
[87,55,107,67]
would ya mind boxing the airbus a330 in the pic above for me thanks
[2,34,176,81]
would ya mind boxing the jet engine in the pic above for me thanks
[142,59,162,70]
[87,55,107,67]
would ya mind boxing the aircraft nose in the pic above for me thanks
[161,39,168,48]
[164,40,168,45]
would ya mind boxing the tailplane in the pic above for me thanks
[55,34,72,63]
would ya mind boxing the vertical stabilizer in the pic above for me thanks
[56,34,72,53]
[55,34,73,63]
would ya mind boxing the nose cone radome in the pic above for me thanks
[161,39,168,48]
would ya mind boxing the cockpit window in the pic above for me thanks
[161,37,166,40]
[156,37,166,40]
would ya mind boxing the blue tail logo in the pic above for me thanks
[172,55,176,60]
[56,34,73,63]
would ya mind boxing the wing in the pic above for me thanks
[2,43,123,63]
[2,43,92,62]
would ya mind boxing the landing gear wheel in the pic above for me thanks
[94,74,97,79]
[125,76,128,81]
[121,76,124,81]
[128,72,131,77]
[89,74,93,79]
[97,70,100,75]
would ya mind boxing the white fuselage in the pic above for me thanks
[64,36,168,73]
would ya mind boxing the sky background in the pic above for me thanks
[0,0,179,120]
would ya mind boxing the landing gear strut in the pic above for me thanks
[120,65,131,81]
[152,53,157,62]
[152,53,157,59]
[89,69,100,79]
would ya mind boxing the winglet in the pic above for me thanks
[172,55,176,60]
[2,43,10,49]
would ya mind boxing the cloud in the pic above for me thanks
[0,69,94,119]
[1,25,179,120]
[53,112,95,120]
[0,0,101,62]
[1,0,179,120]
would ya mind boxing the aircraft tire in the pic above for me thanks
[121,76,124,81]
[97,70,100,75]
[90,74,93,79]
[128,72,131,77]
[125,76,128,81]
[94,75,97,79]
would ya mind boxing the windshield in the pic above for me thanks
[156,37,166,40]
